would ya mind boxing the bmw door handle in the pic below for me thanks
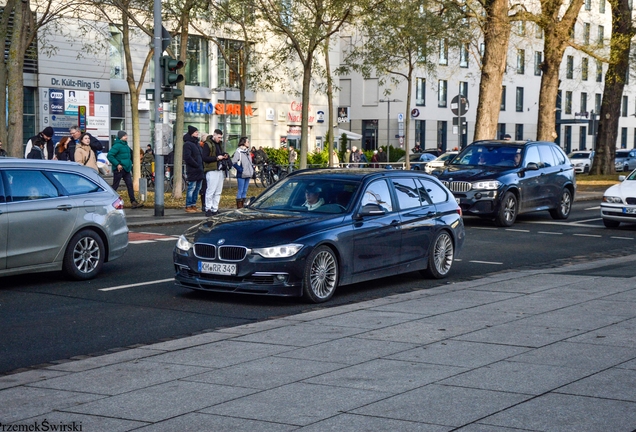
[57,204,73,211]
[390,220,401,228]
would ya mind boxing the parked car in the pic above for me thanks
[396,152,438,170]
[434,140,576,226]
[614,149,636,172]
[568,150,594,173]
[425,151,459,174]
[174,169,465,303]
[600,169,636,227]
[0,158,128,280]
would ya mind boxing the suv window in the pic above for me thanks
[392,178,422,210]
[551,146,567,165]
[538,145,556,168]
[524,146,541,167]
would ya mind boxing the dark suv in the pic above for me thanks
[434,140,576,226]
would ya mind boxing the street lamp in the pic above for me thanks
[379,98,401,167]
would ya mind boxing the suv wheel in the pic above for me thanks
[495,192,517,227]
[549,188,572,220]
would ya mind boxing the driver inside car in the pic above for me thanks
[303,185,324,211]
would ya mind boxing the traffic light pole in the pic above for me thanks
[153,0,164,216]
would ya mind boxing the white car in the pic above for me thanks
[425,151,458,174]
[568,151,594,173]
[600,170,636,227]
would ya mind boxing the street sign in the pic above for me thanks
[451,96,469,116]
[397,113,404,122]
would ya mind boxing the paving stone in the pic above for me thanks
[296,413,450,431]
[62,380,257,423]
[234,322,366,347]
[0,369,69,390]
[201,382,392,426]
[454,323,583,348]
[301,309,423,330]
[303,358,466,393]
[468,273,590,294]
[556,367,636,402]
[182,356,345,390]
[44,347,166,373]
[143,331,234,351]
[479,393,636,431]
[358,317,488,345]
[352,383,529,427]
[23,412,148,432]
[133,412,296,431]
[387,340,530,368]
[516,303,635,331]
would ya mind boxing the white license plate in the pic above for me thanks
[199,262,237,275]
[455,198,461,204]
[623,207,636,214]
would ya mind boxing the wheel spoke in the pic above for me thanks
[73,237,101,274]
[310,251,337,298]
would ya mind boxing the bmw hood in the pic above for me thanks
[183,208,344,246]
[436,165,515,181]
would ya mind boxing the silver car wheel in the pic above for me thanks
[73,236,102,274]
[560,190,572,215]
[433,232,454,276]
[303,246,338,303]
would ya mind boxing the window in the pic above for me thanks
[621,127,628,148]
[109,25,124,79]
[515,87,524,112]
[361,180,392,212]
[585,0,591,10]
[23,87,36,142]
[218,39,245,89]
[418,179,448,204]
[460,44,469,68]
[460,81,468,98]
[515,124,524,141]
[535,23,543,38]
[439,39,448,65]
[393,178,422,209]
[565,91,572,114]
[416,78,426,106]
[596,60,603,82]
[579,127,587,150]
[595,93,602,112]
[622,96,628,116]
[534,51,543,76]
[516,21,526,36]
[437,121,447,150]
[501,86,506,110]
[524,146,541,167]
[582,58,589,81]
[580,92,588,114]
[600,0,605,12]
[516,49,525,74]
[479,43,485,58]
[498,123,506,139]
[584,23,590,45]
[598,25,604,46]
[438,80,447,107]
[415,120,425,148]
[566,56,574,79]
[51,172,101,195]
[538,144,556,167]
[110,94,126,148]
[184,35,209,87]
[6,170,59,202]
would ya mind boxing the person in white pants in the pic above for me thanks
[202,129,230,217]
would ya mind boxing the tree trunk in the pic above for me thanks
[591,0,633,174]
[325,35,335,167]
[122,13,141,191]
[299,52,313,169]
[0,0,16,149]
[6,0,29,157]
[536,0,584,142]
[473,0,510,141]
[172,21,189,199]
[404,68,413,170]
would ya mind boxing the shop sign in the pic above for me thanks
[266,108,275,121]
[316,111,325,123]
[184,102,254,116]
[288,101,315,123]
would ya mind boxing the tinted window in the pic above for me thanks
[361,179,393,212]
[551,146,567,165]
[4,170,59,202]
[538,145,556,167]
[51,172,102,196]
[418,179,448,204]
[393,178,421,209]
[454,144,523,167]
[524,146,541,167]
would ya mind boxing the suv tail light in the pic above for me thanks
[456,205,463,217]
[113,197,125,210]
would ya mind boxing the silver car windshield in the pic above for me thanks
[250,178,360,214]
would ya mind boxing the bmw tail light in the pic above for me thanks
[456,205,463,217]
[113,197,125,210]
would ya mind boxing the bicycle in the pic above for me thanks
[257,163,288,187]
[165,164,187,193]
[141,163,155,189]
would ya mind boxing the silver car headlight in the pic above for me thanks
[253,244,303,258]
[176,235,193,251]
[471,180,501,190]
[603,196,623,204]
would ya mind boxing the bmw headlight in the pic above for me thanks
[471,180,501,190]
[176,235,193,251]
[253,244,303,258]
[603,196,623,204]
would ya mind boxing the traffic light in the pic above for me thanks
[160,55,184,101]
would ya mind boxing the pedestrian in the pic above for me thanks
[142,145,154,165]
[0,139,8,157]
[66,126,82,162]
[198,135,208,211]
[331,150,340,168]
[108,131,143,209]
[413,142,422,153]
[371,150,379,168]
[503,134,512,141]
[183,125,205,213]
[74,133,99,172]
[24,126,55,160]
[288,146,297,172]
[202,129,230,217]
[349,146,360,168]
[54,137,71,161]
[232,136,254,209]
[26,136,46,159]
[358,149,368,167]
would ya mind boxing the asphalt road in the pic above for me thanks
[2,201,636,375]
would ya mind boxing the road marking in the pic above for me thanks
[506,228,530,232]
[129,240,155,244]
[472,227,498,230]
[469,260,503,265]
[573,233,602,238]
[577,217,602,223]
[156,237,178,241]
[99,278,174,292]
[524,221,602,228]
[611,236,634,240]
[585,206,601,210]
[538,231,563,235]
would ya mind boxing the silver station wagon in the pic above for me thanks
[0,159,129,280]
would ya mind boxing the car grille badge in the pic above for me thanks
[217,239,226,246]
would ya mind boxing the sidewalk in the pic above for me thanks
[1,254,635,430]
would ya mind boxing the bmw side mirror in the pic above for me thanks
[525,162,540,171]
[356,203,386,219]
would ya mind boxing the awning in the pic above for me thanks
[337,128,362,140]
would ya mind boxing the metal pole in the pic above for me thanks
[153,0,164,216]
[223,89,227,148]
[387,100,390,163]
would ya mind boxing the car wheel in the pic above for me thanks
[494,191,517,227]
[603,219,620,228]
[63,229,105,280]
[422,231,454,279]
[549,188,572,220]
[303,245,338,303]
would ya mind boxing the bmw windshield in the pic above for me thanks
[452,144,524,167]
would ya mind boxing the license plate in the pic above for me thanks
[623,207,636,214]
[199,262,237,275]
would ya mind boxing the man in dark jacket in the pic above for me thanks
[108,131,142,208]
[201,129,229,217]
[24,127,55,160]
[67,126,103,162]
[183,125,205,213]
